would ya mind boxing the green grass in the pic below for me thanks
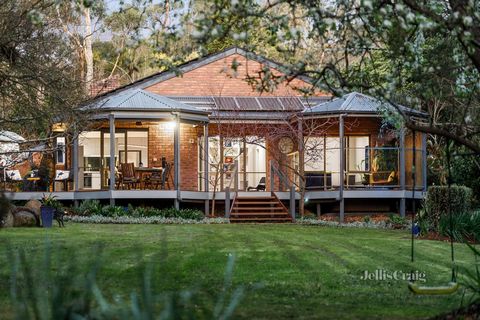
[0,224,478,319]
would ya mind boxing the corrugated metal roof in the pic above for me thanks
[0,131,25,143]
[304,92,427,117]
[169,96,309,111]
[96,89,208,114]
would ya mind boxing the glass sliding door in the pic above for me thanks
[78,131,102,190]
[245,137,266,191]
[100,131,125,189]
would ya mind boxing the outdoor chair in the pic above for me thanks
[5,169,23,191]
[145,162,172,190]
[247,177,266,191]
[54,170,73,191]
[119,163,139,189]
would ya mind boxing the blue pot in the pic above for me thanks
[40,206,54,228]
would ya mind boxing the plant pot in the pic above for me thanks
[40,206,55,228]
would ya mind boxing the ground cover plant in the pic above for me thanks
[0,224,478,319]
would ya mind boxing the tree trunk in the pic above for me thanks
[83,7,93,93]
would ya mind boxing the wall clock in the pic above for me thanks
[278,137,294,154]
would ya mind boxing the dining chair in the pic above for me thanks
[119,163,139,189]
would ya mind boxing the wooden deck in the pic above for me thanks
[6,189,426,201]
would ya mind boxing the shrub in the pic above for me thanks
[362,215,371,223]
[424,185,473,228]
[101,205,128,217]
[72,199,102,216]
[0,192,11,227]
[388,214,407,226]
[439,210,480,242]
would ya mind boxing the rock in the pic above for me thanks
[1,210,14,228]
[13,208,38,227]
[24,199,41,218]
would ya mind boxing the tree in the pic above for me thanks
[185,0,480,154]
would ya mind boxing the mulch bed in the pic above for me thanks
[430,301,480,320]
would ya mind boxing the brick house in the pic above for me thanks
[10,47,427,221]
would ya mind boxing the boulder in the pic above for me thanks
[24,199,41,218]
[1,210,14,228]
[13,210,38,227]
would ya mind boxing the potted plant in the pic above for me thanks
[40,194,61,228]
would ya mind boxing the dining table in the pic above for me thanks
[135,167,163,189]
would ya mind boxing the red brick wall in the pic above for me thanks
[145,53,327,97]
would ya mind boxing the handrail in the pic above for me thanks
[224,160,239,218]
[269,159,294,192]
[269,159,296,221]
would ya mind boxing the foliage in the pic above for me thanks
[6,242,243,319]
[438,210,480,243]
[71,199,102,216]
[66,215,229,225]
[0,0,88,137]
[451,153,480,207]
[0,192,11,227]
[40,194,62,210]
[72,203,205,221]
[388,214,408,227]
[424,185,473,228]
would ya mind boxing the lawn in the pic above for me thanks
[0,223,477,319]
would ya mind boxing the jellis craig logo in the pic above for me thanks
[360,269,426,282]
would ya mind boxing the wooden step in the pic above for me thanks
[232,207,284,211]
[230,217,292,222]
[231,212,290,216]
[233,201,280,205]
[235,196,276,200]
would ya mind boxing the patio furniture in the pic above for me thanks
[305,172,332,190]
[145,162,172,190]
[5,169,23,191]
[136,167,163,189]
[118,163,139,189]
[247,177,266,191]
[54,170,73,191]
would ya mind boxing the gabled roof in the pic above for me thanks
[91,47,315,101]
[93,89,209,115]
[0,131,25,143]
[304,92,427,117]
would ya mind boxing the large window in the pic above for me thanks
[198,136,266,191]
[78,129,148,190]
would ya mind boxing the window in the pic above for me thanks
[56,137,66,165]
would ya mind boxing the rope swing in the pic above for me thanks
[408,134,459,295]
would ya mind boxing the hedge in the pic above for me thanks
[424,185,473,228]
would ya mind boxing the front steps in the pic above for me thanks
[229,194,292,223]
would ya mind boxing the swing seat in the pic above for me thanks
[408,282,459,295]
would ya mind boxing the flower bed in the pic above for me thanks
[296,217,411,229]
[65,215,229,225]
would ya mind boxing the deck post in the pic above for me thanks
[73,129,79,192]
[399,128,406,217]
[225,187,230,218]
[109,114,116,206]
[234,160,239,192]
[269,159,274,192]
[290,185,296,221]
[73,127,79,207]
[421,132,427,192]
[174,114,180,210]
[316,203,321,217]
[204,124,209,215]
[339,114,345,222]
